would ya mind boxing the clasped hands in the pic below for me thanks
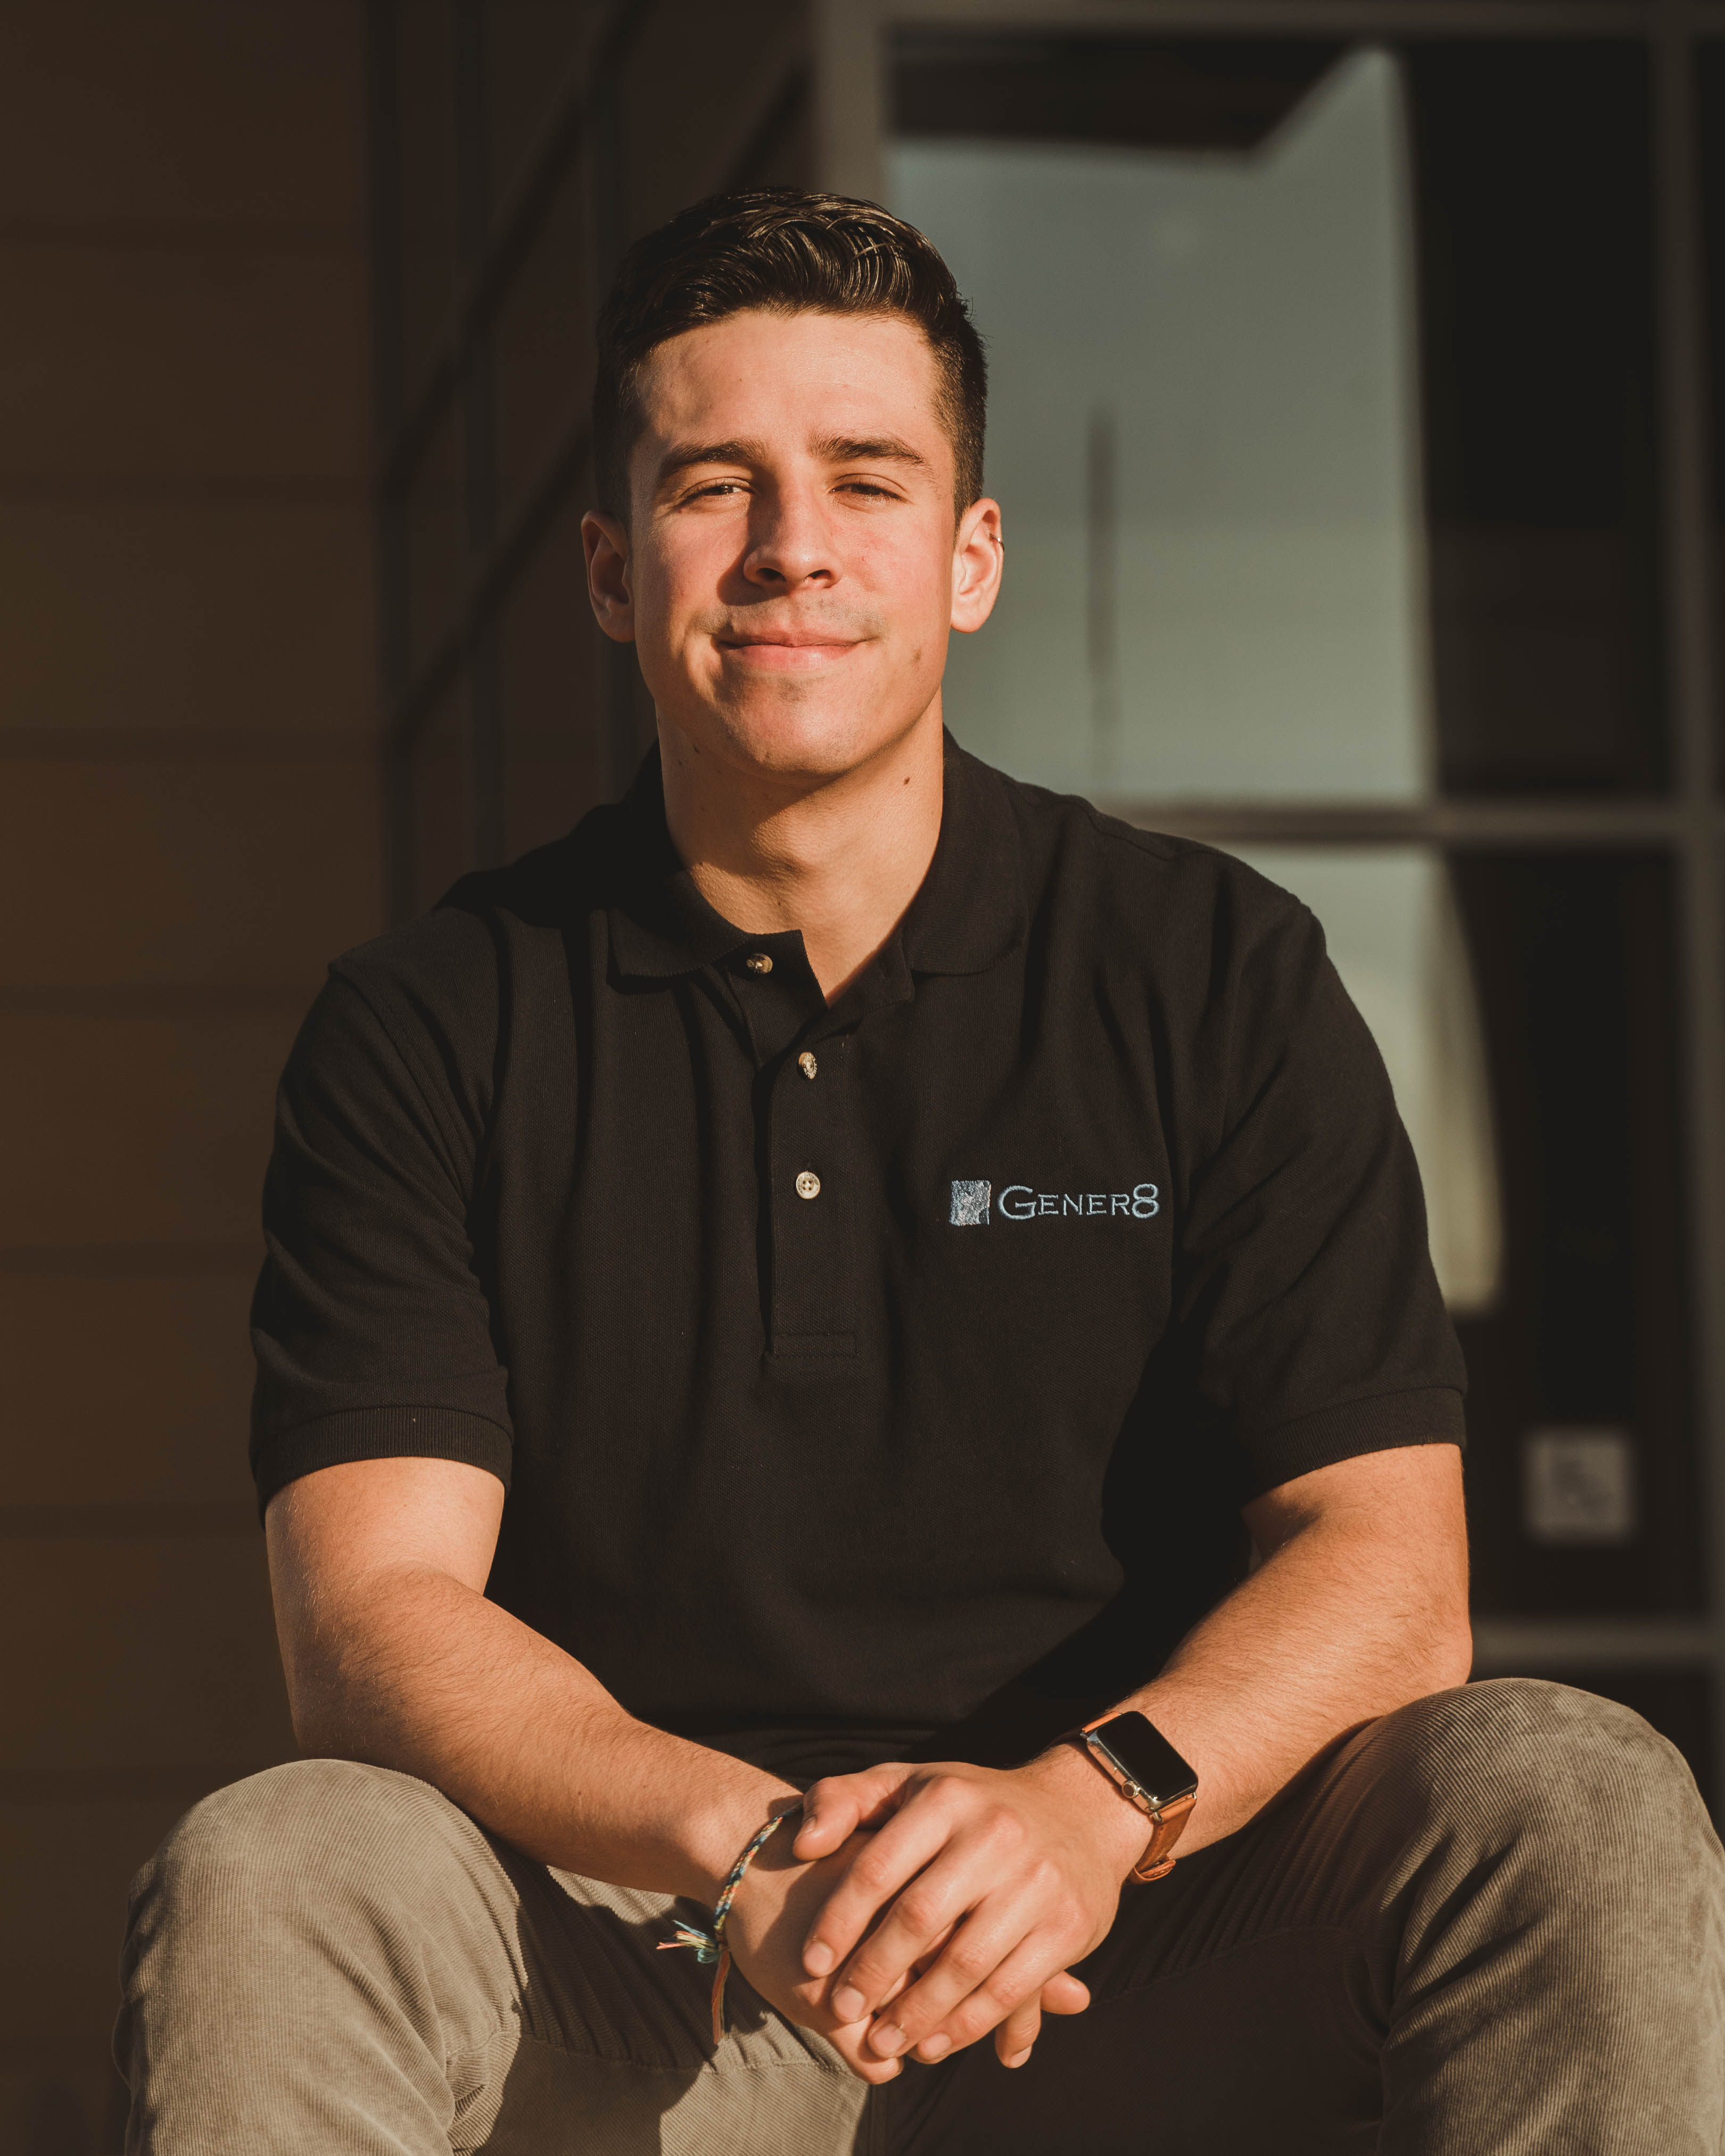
[722,1753,1148,2083]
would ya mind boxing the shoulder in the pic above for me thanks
[974,751,1320,986]
[300,799,631,1125]
[329,799,628,1020]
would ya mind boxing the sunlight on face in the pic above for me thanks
[599,309,999,785]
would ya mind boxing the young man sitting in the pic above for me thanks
[118,189,1724,2154]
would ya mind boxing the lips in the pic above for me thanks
[717,633,861,650]
[715,630,863,667]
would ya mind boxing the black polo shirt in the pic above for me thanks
[251,740,1464,1781]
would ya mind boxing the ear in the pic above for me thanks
[950,496,1003,635]
[582,510,636,643]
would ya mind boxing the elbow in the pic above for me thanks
[1425,1608,1475,1696]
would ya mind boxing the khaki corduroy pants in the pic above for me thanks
[116,1680,1725,2153]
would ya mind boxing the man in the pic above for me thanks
[119,190,1723,2153]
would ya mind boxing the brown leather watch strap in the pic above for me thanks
[1128,1789,1196,1882]
[1073,1713,1200,1884]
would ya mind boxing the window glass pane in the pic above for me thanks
[1224,848,1501,1316]
[499,492,604,856]
[1450,853,1696,1616]
[1404,43,1663,795]
[492,155,590,524]
[894,49,1430,803]
[1233,849,1696,1620]
[889,35,1664,800]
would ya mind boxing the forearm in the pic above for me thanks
[1064,1450,1472,1856]
[276,1556,793,1902]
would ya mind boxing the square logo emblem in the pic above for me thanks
[949,1179,992,1226]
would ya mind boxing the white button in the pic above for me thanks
[795,1170,821,1200]
[745,952,773,975]
[798,1051,818,1080]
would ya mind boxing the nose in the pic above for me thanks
[742,480,836,592]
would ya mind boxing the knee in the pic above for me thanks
[132,1758,477,1944]
[1368,1679,1715,1870]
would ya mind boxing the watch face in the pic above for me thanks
[1091,1713,1199,1806]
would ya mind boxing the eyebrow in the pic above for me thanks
[654,433,930,488]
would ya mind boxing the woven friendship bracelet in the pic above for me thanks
[659,1803,802,2043]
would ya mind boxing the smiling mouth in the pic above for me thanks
[715,633,863,667]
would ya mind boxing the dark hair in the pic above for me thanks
[592,188,987,518]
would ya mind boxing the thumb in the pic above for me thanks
[794,1765,911,1857]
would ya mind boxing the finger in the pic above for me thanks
[1039,1970,1090,2016]
[864,1901,1037,2057]
[830,1846,1003,2022]
[994,1992,1042,2068]
[795,1767,909,1864]
[823,2017,905,2087]
[873,1929,1064,2062]
[808,1810,960,2000]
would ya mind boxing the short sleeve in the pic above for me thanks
[249,963,514,1513]
[1176,893,1466,1495]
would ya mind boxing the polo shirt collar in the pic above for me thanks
[606,736,1027,985]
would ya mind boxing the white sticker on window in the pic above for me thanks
[1521,1427,1638,1547]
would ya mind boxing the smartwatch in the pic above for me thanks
[1070,1710,1200,1883]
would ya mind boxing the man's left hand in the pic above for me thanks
[791,1753,1145,2068]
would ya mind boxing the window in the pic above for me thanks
[884,17,1720,1797]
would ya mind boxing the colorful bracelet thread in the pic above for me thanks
[659,1804,801,2043]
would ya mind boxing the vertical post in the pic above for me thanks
[1652,0,1725,1802]
[585,2,652,800]
[1086,406,1120,791]
[363,0,416,924]
[452,0,505,869]
[812,0,886,203]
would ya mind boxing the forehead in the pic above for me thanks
[632,308,946,457]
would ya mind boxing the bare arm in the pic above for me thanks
[1105,1435,1473,1854]
[781,1442,1472,2068]
[267,1453,1074,2083]
[265,1456,797,1902]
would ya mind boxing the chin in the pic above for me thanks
[697,695,918,784]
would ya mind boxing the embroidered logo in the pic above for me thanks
[950,1178,1160,1224]
[949,1179,992,1226]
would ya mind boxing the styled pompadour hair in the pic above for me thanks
[591,188,987,517]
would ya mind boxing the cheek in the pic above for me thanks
[629,544,704,656]
[852,529,957,645]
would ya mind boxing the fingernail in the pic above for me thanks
[917,2035,952,2061]
[1004,2046,1033,2070]
[804,1943,834,1976]
[871,2024,907,2058]
[832,1987,867,2022]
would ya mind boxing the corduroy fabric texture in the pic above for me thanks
[117,1681,1725,2154]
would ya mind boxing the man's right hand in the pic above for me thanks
[721,1829,914,2083]
[722,1824,1091,2084]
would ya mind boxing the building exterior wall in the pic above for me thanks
[0,6,378,2146]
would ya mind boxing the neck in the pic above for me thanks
[658,701,947,1002]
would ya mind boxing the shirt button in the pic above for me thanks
[798,1051,818,1080]
[795,1170,821,1200]
[744,952,773,975]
